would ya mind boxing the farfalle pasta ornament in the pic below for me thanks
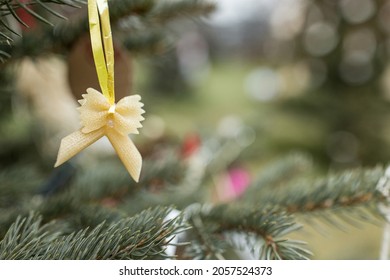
[55,0,145,182]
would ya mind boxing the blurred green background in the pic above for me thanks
[140,0,390,167]
[133,0,390,259]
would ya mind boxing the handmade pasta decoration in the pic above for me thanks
[55,0,145,182]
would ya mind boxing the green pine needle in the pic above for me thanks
[0,207,186,260]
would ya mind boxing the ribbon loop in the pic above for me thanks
[88,0,115,104]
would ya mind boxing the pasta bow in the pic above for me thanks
[55,88,145,181]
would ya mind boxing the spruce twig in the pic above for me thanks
[0,0,83,36]
[0,0,215,62]
[184,204,311,260]
[0,207,185,259]
[243,162,386,225]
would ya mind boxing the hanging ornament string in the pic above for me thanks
[89,0,114,104]
[55,0,145,182]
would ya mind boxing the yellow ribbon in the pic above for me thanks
[55,0,145,182]
[88,0,114,104]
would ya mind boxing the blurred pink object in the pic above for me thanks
[228,167,250,197]
[216,167,250,202]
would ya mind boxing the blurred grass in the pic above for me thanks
[135,59,255,135]
[135,59,329,162]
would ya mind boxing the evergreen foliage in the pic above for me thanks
[0,0,215,62]
[0,0,390,260]
[0,208,185,259]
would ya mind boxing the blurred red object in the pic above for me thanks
[16,1,37,30]
[180,133,201,158]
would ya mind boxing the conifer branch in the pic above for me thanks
[241,161,386,229]
[184,204,311,260]
[0,0,215,63]
[0,212,61,259]
[185,207,227,260]
[252,166,384,213]
[0,0,83,36]
[42,207,184,259]
[0,207,186,259]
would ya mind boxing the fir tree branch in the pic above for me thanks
[185,206,227,260]
[0,0,83,34]
[241,162,387,230]
[0,207,186,259]
[0,0,215,63]
[185,204,311,260]
[0,212,61,259]
[0,0,84,61]
[41,206,186,259]
[251,166,385,214]
[210,205,311,260]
